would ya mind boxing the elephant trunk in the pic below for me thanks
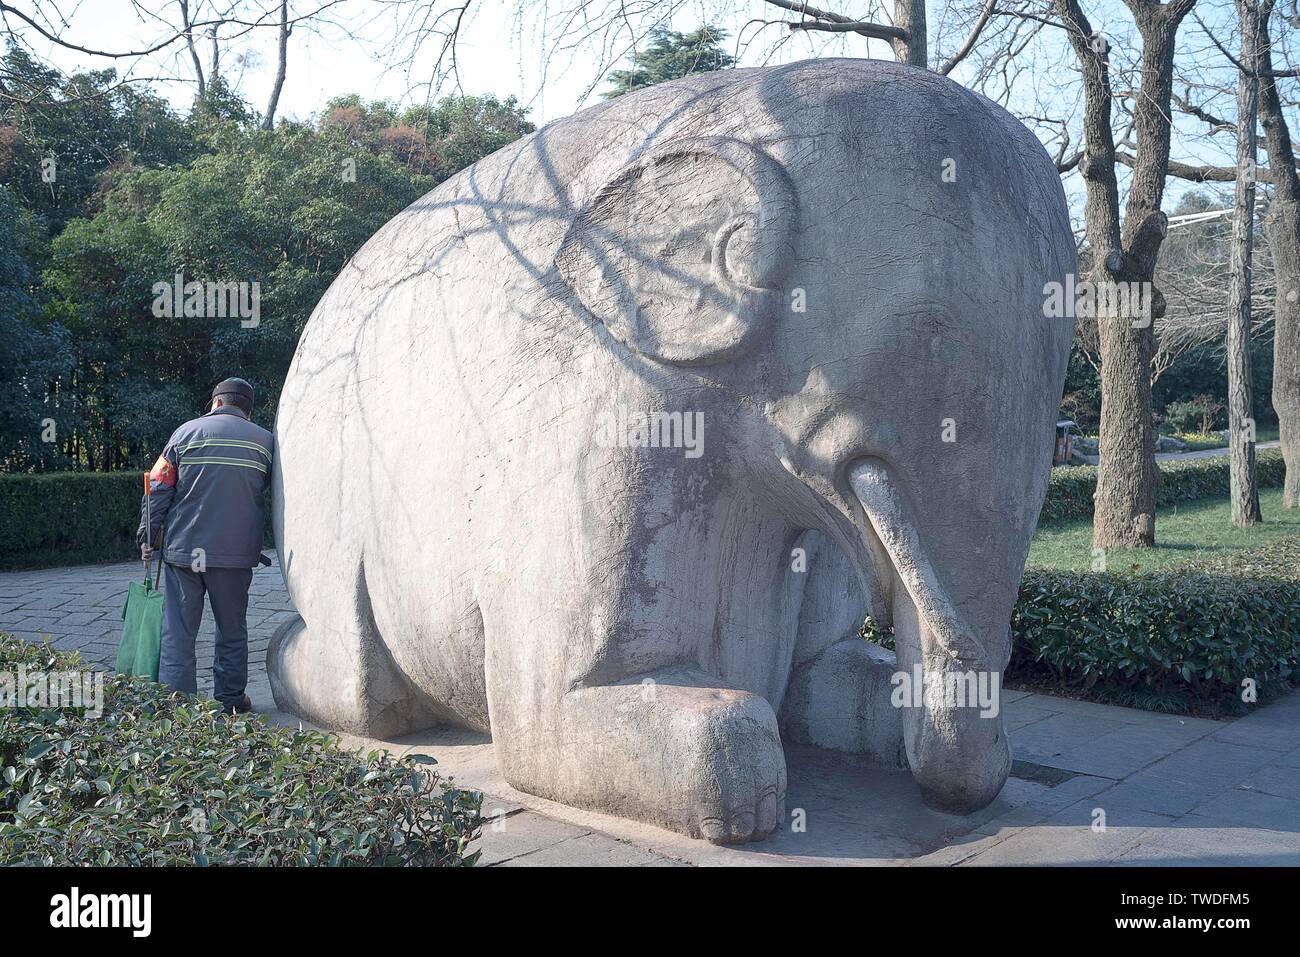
[848,459,1012,814]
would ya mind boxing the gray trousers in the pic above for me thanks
[160,562,253,708]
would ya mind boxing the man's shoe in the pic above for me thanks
[226,695,254,715]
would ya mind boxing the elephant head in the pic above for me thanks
[554,66,1075,814]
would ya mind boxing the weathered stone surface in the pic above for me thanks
[268,58,1076,842]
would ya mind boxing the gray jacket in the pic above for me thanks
[137,406,274,568]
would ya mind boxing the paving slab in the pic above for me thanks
[1237,764,1300,799]
[1179,787,1300,831]
[1116,823,1300,867]
[1008,712,1132,766]
[1275,747,1300,769]
[958,804,1171,866]
[1040,721,1219,780]
[1001,700,1060,732]
[1211,700,1300,752]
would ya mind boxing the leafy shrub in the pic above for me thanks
[1040,464,1099,523]
[861,539,1300,716]
[0,636,482,865]
[1039,448,1287,524]
[1171,431,1228,452]
[1162,394,1224,434]
[1009,541,1300,715]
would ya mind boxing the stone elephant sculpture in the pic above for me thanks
[268,58,1075,843]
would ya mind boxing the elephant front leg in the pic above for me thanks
[779,639,906,766]
[491,669,787,843]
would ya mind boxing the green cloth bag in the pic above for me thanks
[117,576,163,682]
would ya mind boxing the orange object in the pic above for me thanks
[143,470,150,496]
[148,455,176,488]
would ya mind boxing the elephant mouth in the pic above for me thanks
[845,457,1010,814]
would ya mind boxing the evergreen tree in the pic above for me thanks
[603,26,735,98]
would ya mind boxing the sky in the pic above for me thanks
[10,0,1259,223]
[19,0,885,124]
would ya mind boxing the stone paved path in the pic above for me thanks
[1156,439,1282,462]
[1067,438,1282,466]
[3,558,1298,866]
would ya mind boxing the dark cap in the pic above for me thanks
[211,377,255,404]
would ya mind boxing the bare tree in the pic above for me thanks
[1149,4,1300,505]
[1157,199,1275,381]
[1258,6,1300,506]
[0,0,344,105]
[180,0,208,97]
[1050,0,1197,550]
[1228,0,1263,524]
[263,0,291,128]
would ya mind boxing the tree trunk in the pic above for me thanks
[1228,0,1262,525]
[1056,0,1194,549]
[892,0,928,68]
[1258,1,1300,507]
[262,0,290,130]
[180,0,205,98]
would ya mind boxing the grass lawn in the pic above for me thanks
[1028,487,1300,573]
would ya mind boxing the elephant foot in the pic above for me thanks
[493,671,786,844]
[267,615,442,739]
[779,638,906,766]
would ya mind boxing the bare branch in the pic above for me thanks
[939,0,996,75]
[761,0,907,42]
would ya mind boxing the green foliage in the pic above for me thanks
[0,471,142,569]
[1170,431,1230,452]
[1058,345,1102,433]
[0,636,482,865]
[1040,464,1103,524]
[1162,395,1224,434]
[1157,448,1287,504]
[1,70,532,476]
[1039,448,1287,523]
[1011,540,1300,715]
[0,184,74,472]
[320,94,534,179]
[40,119,440,463]
[0,46,197,234]
[603,25,736,98]
[0,470,275,569]
[865,541,1299,715]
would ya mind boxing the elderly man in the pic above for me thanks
[137,377,274,713]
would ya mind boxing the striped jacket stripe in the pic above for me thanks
[177,437,272,460]
[182,456,269,473]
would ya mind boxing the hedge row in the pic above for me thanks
[0,471,272,570]
[0,636,482,865]
[0,472,143,570]
[0,449,1291,569]
[1037,448,1287,524]
[1008,538,1300,715]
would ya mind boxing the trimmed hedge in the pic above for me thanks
[0,472,142,570]
[861,538,1300,715]
[1037,447,1287,524]
[0,471,273,570]
[1009,538,1300,715]
[0,636,482,865]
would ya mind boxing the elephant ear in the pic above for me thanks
[555,137,797,366]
